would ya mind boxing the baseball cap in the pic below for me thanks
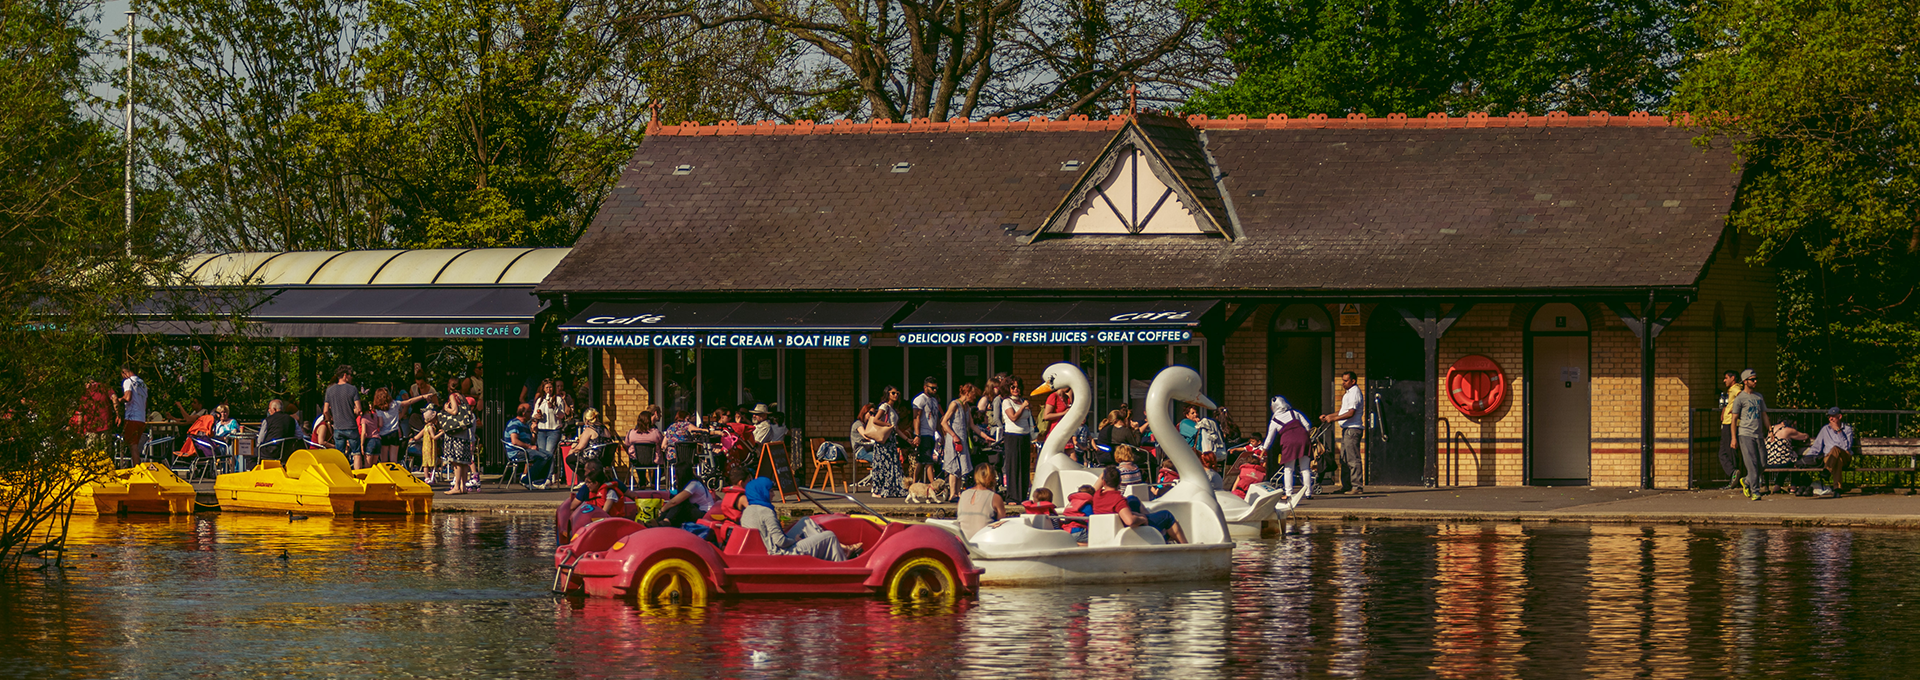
[1827,407,1843,417]
[1739,369,1758,381]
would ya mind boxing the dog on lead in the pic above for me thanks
[905,478,949,504]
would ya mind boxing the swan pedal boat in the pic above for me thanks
[552,488,980,605]
[1028,375,1303,541]
[937,364,1253,586]
[70,461,196,515]
[214,448,433,515]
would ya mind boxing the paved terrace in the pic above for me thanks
[190,481,1920,528]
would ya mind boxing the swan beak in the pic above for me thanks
[1194,394,1218,410]
[1031,383,1055,397]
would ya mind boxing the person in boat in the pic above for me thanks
[656,457,717,528]
[1263,395,1313,497]
[957,464,1006,539]
[736,477,860,560]
[1022,486,1055,515]
[1091,466,1187,544]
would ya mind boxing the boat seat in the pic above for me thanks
[284,448,351,480]
[1087,513,1165,547]
[1020,514,1057,531]
[724,527,769,555]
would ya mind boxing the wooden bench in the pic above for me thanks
[1767,437,1920,493]
[1849,437,1920,491]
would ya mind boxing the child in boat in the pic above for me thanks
[1060,485,1093,543]
[1021,487,1057,515]
[1066,485,1095,516]
[1114,445,1144,485]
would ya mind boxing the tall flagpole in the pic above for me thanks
[124,8,136,258]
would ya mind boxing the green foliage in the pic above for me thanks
[1673,0,1920,410]
[142,0,790,251]
[0,0,190,567]
[1187,0,1696,117]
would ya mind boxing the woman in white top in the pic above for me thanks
[373,387,434,465]
[1000,377,1035,500]
[532,380,566,461]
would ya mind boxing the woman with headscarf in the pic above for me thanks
[1262,395,1313,497]
[736,477,859,560]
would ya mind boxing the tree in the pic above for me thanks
[659,0,1224,121]
[1187,0,1697,117]
[141,0,790,251]
[1672,0,1920,412]
[0,0,189,568]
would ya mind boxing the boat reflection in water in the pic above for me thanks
[2,514,1909,678]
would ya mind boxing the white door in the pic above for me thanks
[1531,335,1590,480]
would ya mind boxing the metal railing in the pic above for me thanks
[1690,408,1919,488]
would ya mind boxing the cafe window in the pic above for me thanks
[1077,341,1205,428]
[656,348,791,421]
[863,343,1003,407]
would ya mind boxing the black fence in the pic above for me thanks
[1690,408,1919,488]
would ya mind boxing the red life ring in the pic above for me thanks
[1446,355,1507,417]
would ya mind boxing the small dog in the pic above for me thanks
[905,478,950,504]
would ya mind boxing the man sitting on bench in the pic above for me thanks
[1810,407,1855,497]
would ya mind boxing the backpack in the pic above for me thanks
[815,440,845,462]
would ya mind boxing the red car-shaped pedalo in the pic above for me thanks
[552,486,981,606]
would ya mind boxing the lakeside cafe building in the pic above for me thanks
[542,111,1775,489]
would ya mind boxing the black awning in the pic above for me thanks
[892,300,1218,345]
[560,301,904,349]
[249,287,544,323]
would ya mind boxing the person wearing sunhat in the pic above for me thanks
[1728,369,1771,500]
[749,403,787,449]
[1809,407,1855,497]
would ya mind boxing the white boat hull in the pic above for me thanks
[971,543,1233,586]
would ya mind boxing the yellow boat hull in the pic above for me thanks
[214,448,434,515]
[70,462,197,515]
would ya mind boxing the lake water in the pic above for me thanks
[3,513,1915,678]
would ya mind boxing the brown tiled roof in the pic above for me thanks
[541,112,1742,297]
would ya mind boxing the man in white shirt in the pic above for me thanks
[115,364,149,465]
[911,377,942,483]
[1319,371,1364,494]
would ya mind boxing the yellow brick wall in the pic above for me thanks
[1221,304,1271,423]
[1435,304,1525,486]
[805,349,859,441]
[602,349,653,431]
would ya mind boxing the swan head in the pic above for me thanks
[1032,363,1079,397]
[1157,366,1215,411]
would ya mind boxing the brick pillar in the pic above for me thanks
[805,349,859,441]
[603,349,652,430]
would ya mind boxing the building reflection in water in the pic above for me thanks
[1,514,1903,678]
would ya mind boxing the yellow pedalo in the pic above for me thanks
[72,461,197,515]
[215,448,434,515]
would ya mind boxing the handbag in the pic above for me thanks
[815,440,845,462]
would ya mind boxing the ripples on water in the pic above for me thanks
[2,515,1915,678]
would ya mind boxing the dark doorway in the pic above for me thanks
[1267,304,1334,422]
[1367,309,1426,486]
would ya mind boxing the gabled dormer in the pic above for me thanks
[1030,113,1237,242]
